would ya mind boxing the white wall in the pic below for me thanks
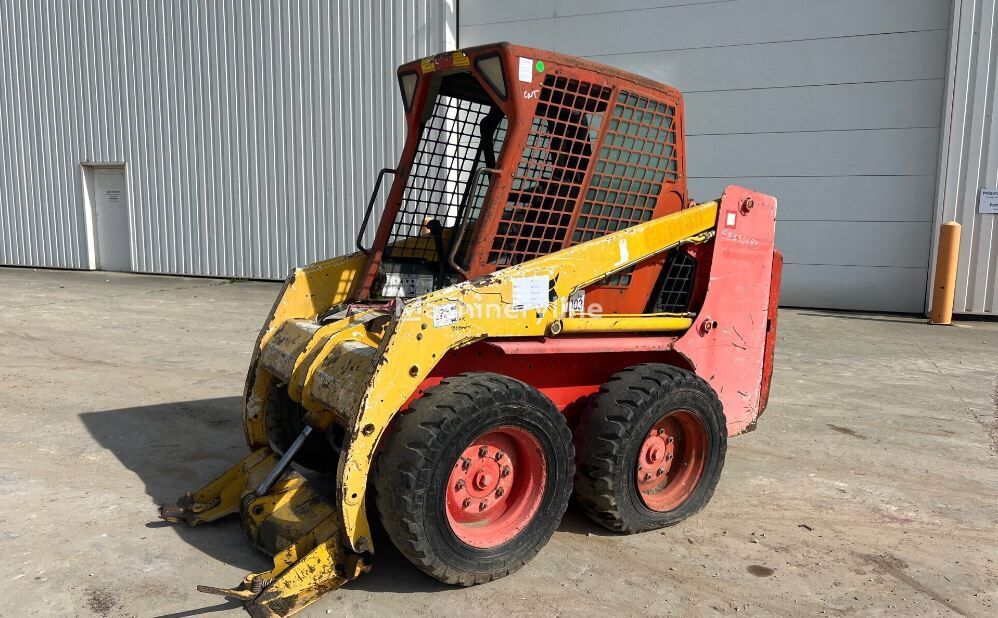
[0,0,454,279]
[933,0,998,315]
[460,0,951,312]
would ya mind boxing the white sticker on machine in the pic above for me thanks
[614,238,630,266]
[511,275,549,311]
[518,57,533,82]
[432,303,459,327]
[382,271,435,297]
[568,290,585,315]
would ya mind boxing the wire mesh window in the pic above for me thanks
[487,75,612,266]
[572,90,679,286]
[385,95,505,262]
[649,250,697,313]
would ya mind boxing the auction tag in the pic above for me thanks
[518,57,533,82]
[511,275,548,311]
[568,290,585,315]
[432,303,458,327]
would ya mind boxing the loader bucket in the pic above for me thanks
[160,449,369,617]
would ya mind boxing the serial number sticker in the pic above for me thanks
[720,228,761,249]
[568,290,585,315]
[432,303,459,327]
[511,275,548,311]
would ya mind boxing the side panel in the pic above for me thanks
[403,338,689,418]
[673,186,778,435]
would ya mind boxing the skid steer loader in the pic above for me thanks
[161,42,782,616]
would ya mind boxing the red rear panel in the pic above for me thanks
[673,186,779,436]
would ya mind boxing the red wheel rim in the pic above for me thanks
[635,409,708,512]
[445,426,547,548]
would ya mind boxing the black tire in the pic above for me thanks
[374,372,574,585]
[265,384,342,473]
[574,364,726,533]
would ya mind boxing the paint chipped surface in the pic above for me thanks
[674,188,777,435]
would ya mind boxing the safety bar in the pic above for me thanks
[448,167,499,278]
[355,167,397,254]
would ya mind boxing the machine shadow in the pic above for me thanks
[79,396,614,598]
[79,397,269,572]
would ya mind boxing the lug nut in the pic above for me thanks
[478,446,488,457]
[657,428,665,436]
[501,466,511,477]
[666,436,674,444]
[462,498,471,508]
[495,487,504,498]
[656,467,664,476]
[495,452,504,461]
[455,479,465,491]
[479,500,488,511]
[643,472,652,481]
[461,458,471,471]
[666,453,673,461]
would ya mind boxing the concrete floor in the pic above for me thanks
[0,266,996,617]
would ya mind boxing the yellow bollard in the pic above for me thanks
[928,221,962,324]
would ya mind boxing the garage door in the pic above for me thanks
[459,0,950,312]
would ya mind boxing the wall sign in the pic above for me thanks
[980,188,998,214]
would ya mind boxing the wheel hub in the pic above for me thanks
[635,410,707,512]
[445,426,547,548]
[473,471,493,491]
[455,447,509,501]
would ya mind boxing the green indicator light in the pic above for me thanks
[535,60,545,72]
